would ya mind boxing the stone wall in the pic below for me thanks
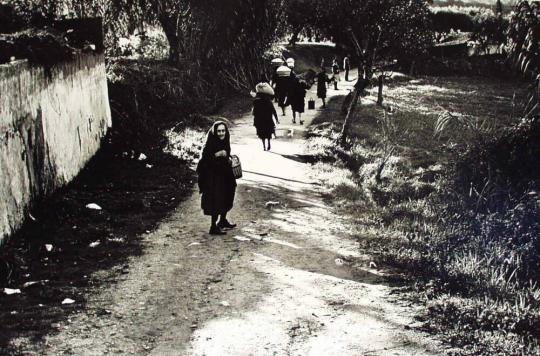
[0,53,111,244]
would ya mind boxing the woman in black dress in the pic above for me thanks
[253,82,279,151]
[288,78,309,124]
[196,121,237,235]
[332,56,340,90]
[316,67,332,108]
[274,65,293,116]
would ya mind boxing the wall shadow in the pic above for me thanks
[0,147,194,353]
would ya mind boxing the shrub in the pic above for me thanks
[106,59,221,152]
[452,116,540,212]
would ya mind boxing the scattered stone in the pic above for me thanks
[23,280,48,288]
[89,241,101,248]
[61,298,75,305]
[85,203,102,210]
[232,235,250,242]
[4,288,21,295]
[45,244,53,252]
[138,153,147,161]
[265,201,280,209]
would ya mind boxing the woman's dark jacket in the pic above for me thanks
[274,72,295,107]
[288,79,309,113]
[196,124,236,216]
[317,71,330,98]
[253,95,277,139]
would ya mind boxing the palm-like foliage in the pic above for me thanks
[507,1,540,118]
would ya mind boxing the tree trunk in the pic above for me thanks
[289,27,302,46]
[339,78,369,146]
[377,75,384,106]
[159,15,181,65]
[339,28,373,146]
[409,60,416,76]
[339,89,361,146]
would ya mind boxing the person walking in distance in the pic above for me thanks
[332,56,340,90]
[274,65,292,116]
[270,57,284,101]
[196,121,237,235]
[343,54,350,81]
[288,77,310,124]
[253,82,279,151]
[316,66,332,108]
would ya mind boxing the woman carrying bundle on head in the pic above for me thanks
[270,57,284,85]
[253,82,279,151]
[274,65,293,116]
[196,121,237,235]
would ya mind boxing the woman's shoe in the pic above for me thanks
[218,219,237,229]
[209,226,226,235]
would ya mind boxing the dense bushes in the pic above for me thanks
[453,117,540,211]
[0,28,76,65]
[106,58,222,152]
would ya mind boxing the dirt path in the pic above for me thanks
[23,78,446,355]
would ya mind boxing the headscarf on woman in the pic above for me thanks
[201,121,231,159]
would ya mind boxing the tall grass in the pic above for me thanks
[307,75,540,354]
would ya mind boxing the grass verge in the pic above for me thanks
[307,74,540,354]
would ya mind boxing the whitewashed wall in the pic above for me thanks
[0,53,112,244]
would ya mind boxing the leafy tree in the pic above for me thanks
[470,9,507,55]
[294,0,433,144]
[285,0,315,45]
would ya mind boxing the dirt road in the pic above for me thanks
[19,80,445,355]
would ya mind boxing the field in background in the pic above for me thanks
[306,74,540,355]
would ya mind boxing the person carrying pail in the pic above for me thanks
[316,66,333,108]
[288,77,310,125]
[196,121,237,235]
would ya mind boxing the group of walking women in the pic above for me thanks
[197,54,350,235]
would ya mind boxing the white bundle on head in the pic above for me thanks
[255,82,275,96]
[286,57,295,68]
[271,58,284,66]
[276,65,292,77]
